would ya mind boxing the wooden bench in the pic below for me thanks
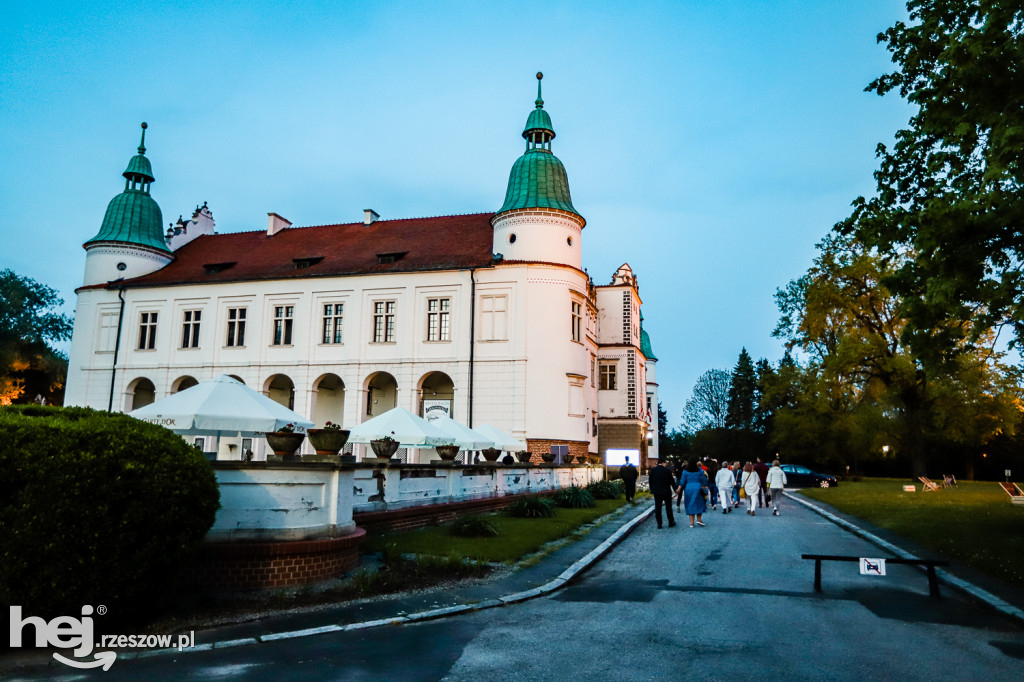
[801,554,949,597]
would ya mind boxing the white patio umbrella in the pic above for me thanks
[473,423,527,452]
[346,406,450,447]
[128,374,314,436]
[428,416,494,450]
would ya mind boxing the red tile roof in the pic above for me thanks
[115,213,496,288]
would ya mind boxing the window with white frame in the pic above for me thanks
[571,300,582,342]
[372,300,396,343]
[96,312,118,353]
[600,362,617,390]
[226,307,246,347]
[479,294,507,341]
[272,305,294,345]
[137,312,157,350]
[181,310,201,348]
[426,297,451,341]
[322,303,343,344]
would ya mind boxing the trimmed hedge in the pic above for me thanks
[0,405,219,623]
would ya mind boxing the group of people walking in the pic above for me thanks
[630,456,788,529]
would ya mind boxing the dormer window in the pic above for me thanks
[203,262,236,274]
[292,256,324,270]
[377,252,407,265]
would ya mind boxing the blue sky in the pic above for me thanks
[0,0,912,427]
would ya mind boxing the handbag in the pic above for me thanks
[700,488,708,499]
[765,491,772,503]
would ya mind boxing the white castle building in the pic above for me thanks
[65,75,659,466]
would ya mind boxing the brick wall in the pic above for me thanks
[185,529,365,591]
[597,420,649,470]
[525,439,593,464]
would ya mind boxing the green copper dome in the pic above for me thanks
[85,123,169,253]
[639,312,657,361]
[497,73,581,219]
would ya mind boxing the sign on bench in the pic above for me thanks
[859,558,886,575]
[802,554,948,597]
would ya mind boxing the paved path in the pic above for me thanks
[7,494,1024,680]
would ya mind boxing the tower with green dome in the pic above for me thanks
[82,123,173,286]
[492,73,585,269]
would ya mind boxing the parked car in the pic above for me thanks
[780,464,838,488]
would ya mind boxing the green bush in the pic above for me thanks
[507,496,556,518]
[0,405,220,623]
[586,479,624,500]
[553,485,596,508]
[450,514,499,537]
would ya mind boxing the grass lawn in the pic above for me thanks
[798,478,1024,590]
[363,498,629,564]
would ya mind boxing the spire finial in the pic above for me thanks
[138,122,148,154]
[535,72,544,109]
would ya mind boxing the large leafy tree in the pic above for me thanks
[774,233,1020,475]
[0,270,73,405]
[849,0,1024,363]
[680,369,731,433]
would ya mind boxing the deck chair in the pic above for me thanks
[918,476,941,492]
[942,474,957,488]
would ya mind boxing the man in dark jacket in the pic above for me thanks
[620,456,639,503]
[754,458,770,508]
[648,460,678,528]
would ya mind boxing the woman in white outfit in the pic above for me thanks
[741,462,760,516]
[766,460,788,515]
[715,465,735,513]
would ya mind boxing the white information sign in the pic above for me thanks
[859,558,887,576]
[423,400,451,421]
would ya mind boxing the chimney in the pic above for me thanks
[363,209,379,226]
[267,212,291,236]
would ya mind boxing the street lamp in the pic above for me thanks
[882,445,890,456]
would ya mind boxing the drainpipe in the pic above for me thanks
[107,285,126,412]
[468,268,476,427]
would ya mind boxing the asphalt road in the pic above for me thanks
[11,495,1024,681]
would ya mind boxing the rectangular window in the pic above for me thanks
[96,312,118,352]
[373,301,396,343]
[181,310,201,348]
[322,303,344,344]
[426,297,451,341]
[273,305,294,345]
[571,300,582,342]
[226,307,246,347]
[600,362,617,390]
[591,355,596,387]
[480,295,507,341]
[137,312,157,350]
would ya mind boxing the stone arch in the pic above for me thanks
[264,374,295,410]
[125,377,155,411]
[418,371,455,420]
[171,375,198,393]
[364,371,397,418]
[312,373,345,427]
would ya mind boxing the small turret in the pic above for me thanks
[82,123,173,286]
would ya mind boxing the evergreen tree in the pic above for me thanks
[726,348,756,430]
[753,358,775,435]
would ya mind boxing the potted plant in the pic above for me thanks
[515,450,532,464]
[370,434,400,462]
[540,451,556,463]
[435,443,461,461]
[481,447,501,462]
[265,423,305,460]
[307,421,350,456]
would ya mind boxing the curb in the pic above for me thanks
[98,503,656,662]
[786,492,1024,624]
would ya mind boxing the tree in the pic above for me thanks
[0,270,73,404]
[752,357,776,435]
[849,0,1024,363]
[657,401,669,441]
[773,232,1021,475]
[726,348,756,430]
[681,369,731,433]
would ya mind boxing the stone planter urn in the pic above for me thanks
[436,444,461,461]
[370,438,400,462]
[307,428,350,456]
[541,452,556,463]
[265,432,305,460]
[515,450,532,464]
[481,447,502,462]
